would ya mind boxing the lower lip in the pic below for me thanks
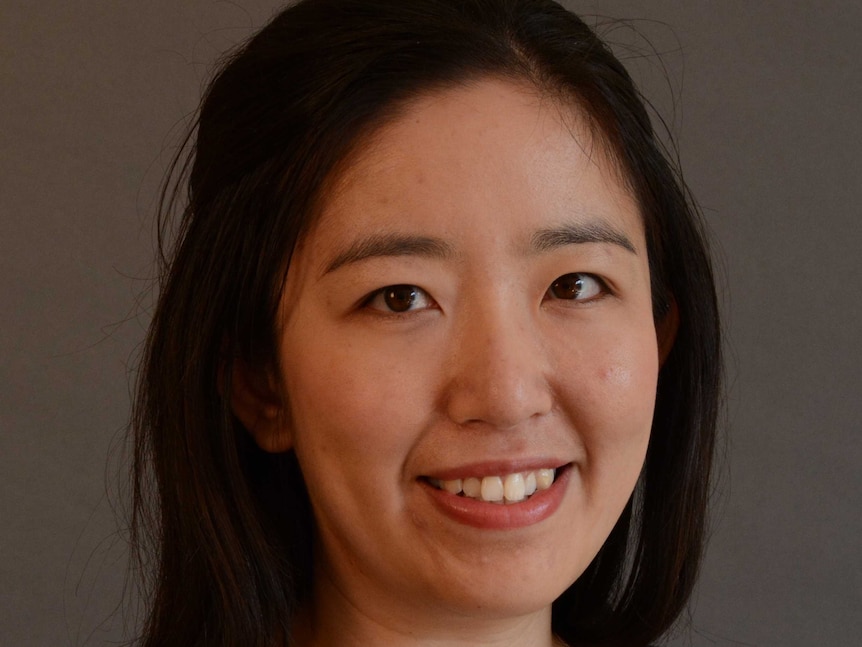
[421,466,571,530]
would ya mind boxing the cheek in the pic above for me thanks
[559,323,659,466]
[555,333,658,547]
[599,342,659,422]
[281,329,434,471]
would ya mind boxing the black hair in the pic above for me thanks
[131,1,721,646]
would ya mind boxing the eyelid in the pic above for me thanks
[544,272,611,303]
[362,284,437,315]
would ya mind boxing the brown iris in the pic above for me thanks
[549,273,590,300]
[383,285,419,312]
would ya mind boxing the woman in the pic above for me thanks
[131,1,721,645]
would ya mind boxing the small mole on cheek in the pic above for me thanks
[602,364,633,388]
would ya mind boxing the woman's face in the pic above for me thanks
[267,79,660,632]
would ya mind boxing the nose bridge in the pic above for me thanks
[444,291,552,429]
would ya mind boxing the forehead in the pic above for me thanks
[303,77,642,261]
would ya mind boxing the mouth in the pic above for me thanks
[425,467,560,505]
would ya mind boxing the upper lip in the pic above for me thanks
[422,458,570,481]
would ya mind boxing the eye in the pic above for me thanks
[546,273,606,302]
[365,284,435,313]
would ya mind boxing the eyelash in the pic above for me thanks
[362,273,609,316]
[544,272,609,303]
[362,284,436,315]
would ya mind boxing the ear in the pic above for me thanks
[656,296,680,367]
[226,358,293,453]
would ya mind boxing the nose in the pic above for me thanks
[443,302,553,430]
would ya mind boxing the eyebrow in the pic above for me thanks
[323,219,636,274]
[530,221,637,255]
[323,232,456,274]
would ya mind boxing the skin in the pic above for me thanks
[235,78,664,646]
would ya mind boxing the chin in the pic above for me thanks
[414,545,583,621]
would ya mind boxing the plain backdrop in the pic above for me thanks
[2,1,860,645]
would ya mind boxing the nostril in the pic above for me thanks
[443,313,552,428]
[443,370,552,429]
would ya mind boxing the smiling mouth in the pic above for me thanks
[426,468,558,505]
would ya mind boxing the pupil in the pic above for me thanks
[551,274,583,299]
[384,285,416,312]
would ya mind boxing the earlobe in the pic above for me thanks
[657,297,680,367]
[226,358,293,453]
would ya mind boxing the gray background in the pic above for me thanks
[2,1,860,645]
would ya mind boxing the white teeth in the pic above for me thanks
[524,471,537,496]
[442,478,462,495]
[480,476,504,502]
[503,473,525,502]
[462,477,481,498]
[433,468,557,504]
[536,468,555,490]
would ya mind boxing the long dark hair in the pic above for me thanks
[130,1,721,646]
